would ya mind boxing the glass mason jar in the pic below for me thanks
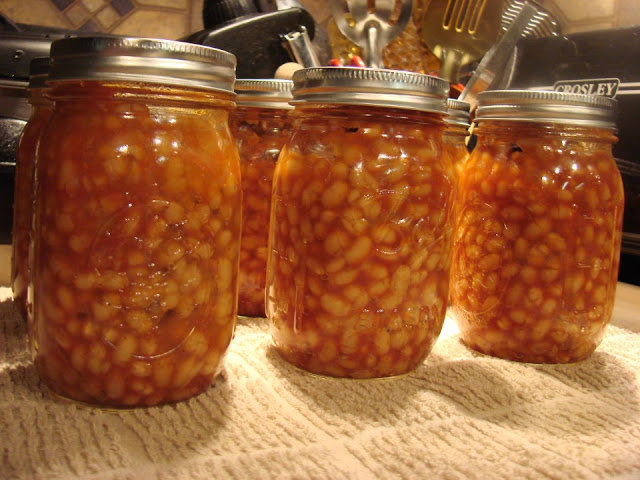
[31,37,241,407]
[230,79,292,317]
[12,57,51,322]
[266,67,453,378]
[450,90,624,364]
[443,98,470,183]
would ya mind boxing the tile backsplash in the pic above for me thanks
[0,0,330,40]
[0,0,206,39]
[2,1,638,42]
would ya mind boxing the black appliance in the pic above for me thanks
[507,26,640,285]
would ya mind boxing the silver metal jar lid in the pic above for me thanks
[475,89,617,129]
[290,67,449,114]
[29,57,50,90]
[48,36,236,94]
[446,98,471,128]
[234,79,293,109]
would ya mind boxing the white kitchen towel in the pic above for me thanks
[1,286,639,480]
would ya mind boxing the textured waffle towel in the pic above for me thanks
[1,286,639,480]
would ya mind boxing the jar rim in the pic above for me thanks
[48,36,236,94]
[446,98,470,128]
[289,67,449,114]
[475,89,617,129]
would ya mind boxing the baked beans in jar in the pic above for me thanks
[450,90,624,364]
[230,80,292,317]
[31,37,240,407]
[12,57,51,322]
[266,67,453,378]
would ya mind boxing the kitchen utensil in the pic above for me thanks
[485,0,560,91]
[422,0,503,83]
[282,25,320,67]
[500,0,560,38]
[330,0,413,69]
[458,1,538,109]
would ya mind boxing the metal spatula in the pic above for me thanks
[330,0,413,69]
[422,0,503,83]
[458,1,548,109]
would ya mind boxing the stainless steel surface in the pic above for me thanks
[48,36,237,93]
[0,117,26,161]
[234,79,293,108]
[0,80,29,121]
[0,32,56,81]
[459,1,538,109]
[0,79,29,247]
[290,66,449,113]
[330,0,412,69]
[501,0,560,38]
[282,25,320,67]
[474,89,617,129]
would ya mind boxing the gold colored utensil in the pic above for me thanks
[422,0,503,83]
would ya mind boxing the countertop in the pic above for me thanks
[1,282,639,480]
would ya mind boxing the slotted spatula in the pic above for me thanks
[330,0,413,69]
[422,0,503,83]
[458,1,539,109]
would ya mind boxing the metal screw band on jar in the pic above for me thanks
[445,98,471,128]
[444,97,471,187]
[48,36,236,93]
[290,67,449,113]
[474,89,617,130]
[234,79,293,109]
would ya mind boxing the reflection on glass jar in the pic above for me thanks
[12,57,51,323]
[443,98,470,184]
[444,98,470,304]
[230,80,293,318]
[266,67,453,378]
[450,90,624,364]
[31,37,240,407]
